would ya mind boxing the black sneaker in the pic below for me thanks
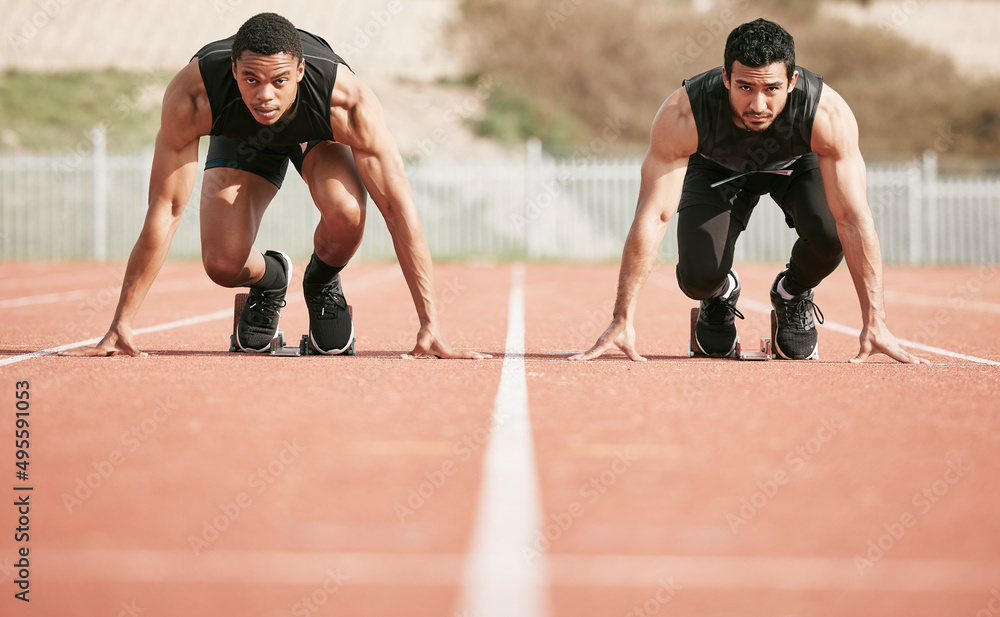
[695,270,744,358]
[235,250,292,352]
[303,273,354,354]
[770,269,824,360]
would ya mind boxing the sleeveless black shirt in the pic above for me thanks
[194,30,348,145]
[683,66,823,173]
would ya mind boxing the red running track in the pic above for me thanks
[1,260,998,617]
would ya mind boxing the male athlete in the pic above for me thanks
[571,18,928,364]
[63,13,487,359]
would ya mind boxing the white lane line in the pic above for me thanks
[741,299,1000,366]
[34,549,1000,592]
[0,267,402,368]
[460,263,547,617]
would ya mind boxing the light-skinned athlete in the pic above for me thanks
[571,18,928,364]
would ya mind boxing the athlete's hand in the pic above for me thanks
[850,322,929,365]
[569,319,646,362]
[58,324,148,358]
[402,323,491,360]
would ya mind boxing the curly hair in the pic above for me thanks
[231,13,303,64]
[724,18,796,80]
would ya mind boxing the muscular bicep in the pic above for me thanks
[812,86,870,223]
[148,61,208,214]
[328,68,389,154]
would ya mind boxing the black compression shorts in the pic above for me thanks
[204,136,327,188]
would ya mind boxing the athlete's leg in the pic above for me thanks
[297,141,367,267]
[199,166,280,287]
[199,134,292,287]
[675,205,742,299]
[771,162,844,294]
[768,160,841,359]
[201,165,294,352]
[675,159,760,357]
[295,141,367,354]
[674,158,757,300]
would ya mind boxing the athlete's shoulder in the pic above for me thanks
[649,86,698,159]
[811,84,858,155]
[192,35,235,63]
[161,59,212,143]
[683,66,725,92]
[297,28,350,68]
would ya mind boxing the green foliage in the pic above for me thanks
[0,68,170,152]
[469,84,585,155]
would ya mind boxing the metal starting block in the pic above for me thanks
[736,338,772,361]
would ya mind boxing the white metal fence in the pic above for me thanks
[1,136,998,265]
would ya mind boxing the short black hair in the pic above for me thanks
[724,18,796,81]
[231,13,303,64]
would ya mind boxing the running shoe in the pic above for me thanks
[695,269,744,358]
[770,268,824,360]
[235,250,292,352]
[303,271,354,354]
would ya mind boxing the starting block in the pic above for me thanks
[687,306,776,360]
[228,292,356,357]
[736,337,772,361]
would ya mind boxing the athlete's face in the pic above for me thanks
[723,61,798,133]
[232,51,305,125]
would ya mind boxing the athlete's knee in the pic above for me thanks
[202,254,247,288]
[675,261,728,300]
[798,220,843,259]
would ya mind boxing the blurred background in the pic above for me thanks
[1,0,998,264]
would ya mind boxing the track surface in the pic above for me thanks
[2,261,999,617]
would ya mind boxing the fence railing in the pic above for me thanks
[1,132,998,264]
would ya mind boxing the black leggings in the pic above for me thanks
[675,155,844,299]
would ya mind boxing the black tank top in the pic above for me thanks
[683,66,823,173]
[194,30,348,145]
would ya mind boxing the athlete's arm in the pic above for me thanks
[328,69,489,360]
[61,60,210,357]
[570,87,698,361]
[811,85,929,364]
